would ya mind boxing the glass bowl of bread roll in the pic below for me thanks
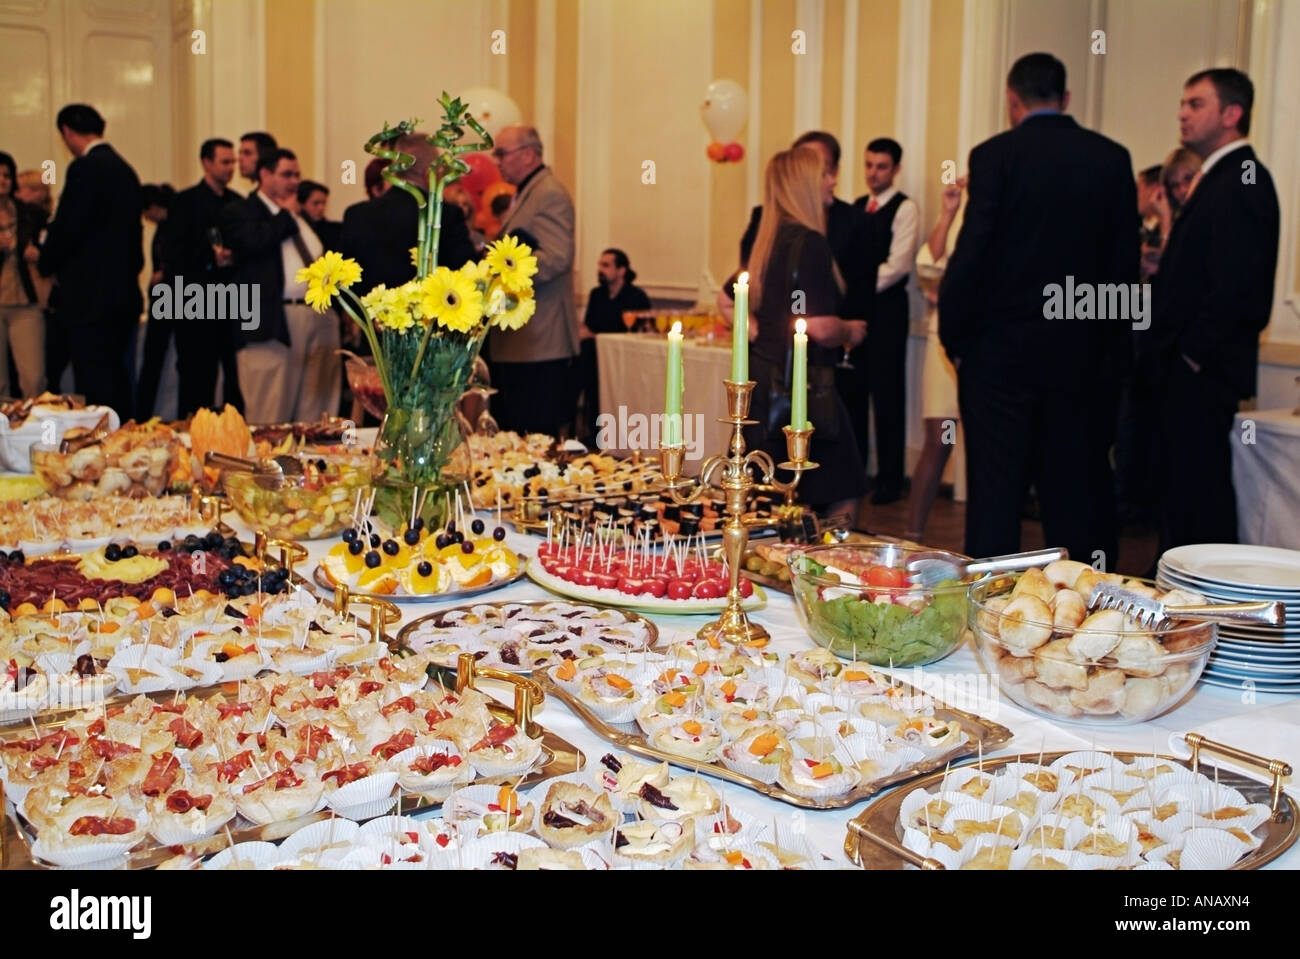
[968,561,1216,725]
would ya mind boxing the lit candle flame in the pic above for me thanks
[737,272,749,286]
[671,320,682,335]
[795,318,807,334]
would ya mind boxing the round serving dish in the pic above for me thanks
[788,541,971,667]
[221,451,375,540]
[968,572,1216,725]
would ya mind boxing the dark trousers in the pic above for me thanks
[1155,355,1238,551]
[959,361,1118,568]
[492,358,573,436]
[53,302,136,413]
[835,305,908,491]
[173,318,244,418]
[135,313,175,420]
[573,338,599,443]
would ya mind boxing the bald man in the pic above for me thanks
[486,124,579,436]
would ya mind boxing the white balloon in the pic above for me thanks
[701,78,749,143]
[457,87,523,139]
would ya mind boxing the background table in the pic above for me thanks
[1233,408,1300,549]
[595,333,732,472]
[223,508,1300,870]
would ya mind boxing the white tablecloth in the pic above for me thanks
[595,333,732,472]
[1233,408,1300,549]
[240,512,1300,870]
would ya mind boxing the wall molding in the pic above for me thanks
[533,0,556,157]
[894,0,929,208]
[746,0,763,211]
[839,0,858,202]
[793,0,823,135]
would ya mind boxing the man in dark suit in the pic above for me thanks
[338,137,477,297]
[220,147,336,425]
[37,104,144,413]
[939,53,1137,567]
[165,137,245,418]
[1145,68,1280,551]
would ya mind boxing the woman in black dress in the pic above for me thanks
[725,146,868,517]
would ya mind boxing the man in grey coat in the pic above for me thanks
[487,124,579,436]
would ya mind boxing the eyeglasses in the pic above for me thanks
[492,145,531,160]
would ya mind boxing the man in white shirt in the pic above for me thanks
[220,148,339,425]
[852,137,919,504]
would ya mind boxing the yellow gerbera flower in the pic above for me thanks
[296,251,362,312]
[484,235,538,293]
[364,283,416,333]
[420,267,483,334]
[493,290,536,331]
[461,259,492,289]
[409,246,419,267]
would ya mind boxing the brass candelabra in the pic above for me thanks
[659,380,817,646]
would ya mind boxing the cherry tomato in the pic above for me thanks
[640,579,668,598]
[667,579,694,600]
[737,576,754,598]
[866,565,909,589]
[617,577,642,595]
[589,572,620,590]
[693,579,726,599]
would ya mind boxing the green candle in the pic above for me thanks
[664,320,684,445]
[732,272,749,383]
[791,318,808,429]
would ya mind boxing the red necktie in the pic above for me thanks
[866,199,879,214]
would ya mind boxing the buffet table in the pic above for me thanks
[1233,408,1300,549]
[596,333,732,468]
[219,510,1300,870]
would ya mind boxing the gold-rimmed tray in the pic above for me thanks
[398,599,660,674]
[313,562,526,604]
[525,557,767,616]
[842,739,1299,870]
[0,658,583,870]
[535,669,1013,811]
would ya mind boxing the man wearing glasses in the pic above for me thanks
[486,125,579,437]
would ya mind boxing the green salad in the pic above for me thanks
[792,556,967,666]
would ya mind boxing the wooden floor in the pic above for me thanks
[849,488,1159,578]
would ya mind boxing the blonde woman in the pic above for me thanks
[720,146,868,517]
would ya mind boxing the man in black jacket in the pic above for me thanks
[164,137,245,418]
[37,104,143,412]
[1145,68,1280,551]
[220,147,336,425]
[939,54,1137,567]
[338,133,477,297]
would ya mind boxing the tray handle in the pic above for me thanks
[252,531,310,576]
[329,582,402,646]
[190,488,225,525]
[846,818,947,870]
[456,653,546,738]
[1182,732,1293,817]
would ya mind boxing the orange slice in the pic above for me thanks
[748,732,779,757]
[358,567,399,594]
[720,679,737,698]
[843,669,871,682]
[555,660,577,681]
[606,674,633,691]
[497,786,519,816]
[810,762,835,779]
[663,691,687,709]
[681,720,703,736]
[692,662,710,676]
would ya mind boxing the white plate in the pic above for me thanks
[525,557,766,616]
[1160,544,1300,591]
[1207,653,1300,674]
[1204,665,1300,684]
[1199,675,1300,694]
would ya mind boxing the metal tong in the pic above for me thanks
[1087,581,1284,629]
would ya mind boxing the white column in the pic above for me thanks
[534,0,557,157]
[746,0,764,212]
[793,0,824,136]
[574,0,614,299]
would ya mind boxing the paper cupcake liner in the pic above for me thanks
[576,690,642,725]
[147,803,237,846]
[466,736,545,778]
[1008,846,1077,870]
[941,803,1028,847]
[30,837,138,869]
[609,819,694,870]
[392,743,474,794]
[942,767,1001,803]
[202,841,281,870]
[777,761,860,800]
[278,817,361,858]
[458,832,548,870]
[683,839,778,870]
[324,772,399,820]
[899,787,986,832]
[718,742,783,785]
[636,775,720,824]
[1179,827,1253,870]
[1050,750,1127,780]
[952,833,1019,870]
[235,781,326,826]
[443,783,534,834]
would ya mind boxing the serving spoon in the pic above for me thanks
[906,547,1067,588]
[204,451,305,490]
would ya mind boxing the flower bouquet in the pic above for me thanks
[298,93,536,527]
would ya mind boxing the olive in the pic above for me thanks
[157,540,172,552]
[341,528,358,543]
[364,550,381,568]
[9,550,24,564]
[412,517,425,531]
[403,528,421,546]
[471,518,485,535]
[204,531,223,548]
[368,533,381,548]
[461,540,474,554]
[416,561,433,577]
[382,539,400,556]
[445,520,457,534]
[0,589,10,610]
[493,526,506,541]
[347,539,364,556]
[104,543,122,562]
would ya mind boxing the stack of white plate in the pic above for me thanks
[1157,544,1300,693]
